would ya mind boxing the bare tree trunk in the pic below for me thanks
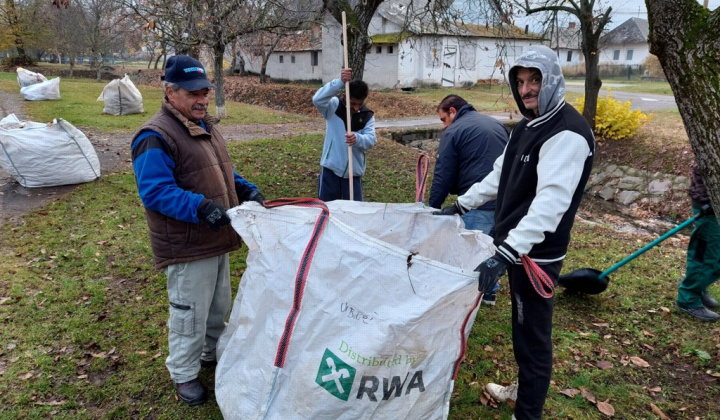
[580,21,602,130]
[324,0,385,81]
[229,41,237,75]
[646,0,720,211]
[260,55,269,84]
[5,0,31,64]
[212,43,227,119]
[259,36,282,84]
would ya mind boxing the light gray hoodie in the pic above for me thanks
[508,45,566,120]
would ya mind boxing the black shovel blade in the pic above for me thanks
[558,268,609,295]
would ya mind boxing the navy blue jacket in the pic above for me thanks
[429,104,508,209]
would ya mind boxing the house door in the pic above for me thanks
[441,45,456,87]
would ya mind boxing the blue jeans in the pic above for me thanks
[462,209,499,295]
[462,208,495,235]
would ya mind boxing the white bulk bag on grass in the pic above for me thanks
[216,199,494,420]
[97,74,144,115]
[16,67,48,88]
[20,77,61,101]
[0,114,101,187]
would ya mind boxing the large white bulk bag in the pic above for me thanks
[97,74,144,115]
[20,77,61,101]
[216,199,494,420]
[0,114,101,187]
[16,67,48,88]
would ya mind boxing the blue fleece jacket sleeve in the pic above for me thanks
[131,131,206,223]
[234,171,258,190]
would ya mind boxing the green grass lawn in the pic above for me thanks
[0,72,309,132]
[0,71,717,419]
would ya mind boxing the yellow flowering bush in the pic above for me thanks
[574,89,651,140]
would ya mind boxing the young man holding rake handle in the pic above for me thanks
[312,68,376,201]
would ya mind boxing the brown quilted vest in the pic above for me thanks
[133,99,241,269]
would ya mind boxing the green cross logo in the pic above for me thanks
[315,348,356,401]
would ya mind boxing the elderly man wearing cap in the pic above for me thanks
[131,54,265,406]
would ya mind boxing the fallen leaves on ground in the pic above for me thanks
[650,403,670,419]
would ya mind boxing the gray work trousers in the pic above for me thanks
[164,254,231,383]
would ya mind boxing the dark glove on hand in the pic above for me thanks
[247,190,266,206]
[432,202,466,216]
[475,254,512,294]
[198,200,230,232]
[235,182,265,206]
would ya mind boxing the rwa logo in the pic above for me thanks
[315,348,426,402]
[315,349,356,401]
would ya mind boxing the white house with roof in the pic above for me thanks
[598,17,650,67]
[321,0,544,89]
[548,21,583,67]
[237,29,323,81]
[239,0,544,89]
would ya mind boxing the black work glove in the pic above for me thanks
[236,182,265,206]
[247,190,266,206]
[198,200,231,232]
[432,202,467,216]
[475,253,513,294]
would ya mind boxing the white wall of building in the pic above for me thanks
[556,48,583,66]
[598,43,650,67]
[239,50,322,81]
[364,44,401,89]
[322,13,347,83]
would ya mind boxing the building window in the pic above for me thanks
[566,50,573,62]
[279,55,284,63]
[291,55,295,64]
[626,50,634,60]
[376,46,382,54]
[311,51,318,66]
[459,40,476,70]
[388,46,394,54]
[504,46,523,63]
[613,50,620,60]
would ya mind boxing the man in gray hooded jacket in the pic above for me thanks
[437,45,595,418]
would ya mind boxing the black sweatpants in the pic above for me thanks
[508,260,563,420]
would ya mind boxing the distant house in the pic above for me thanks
[238,29,323,81]
[548,21,583,67]
[598,17,650,67]
[321,0,544,89]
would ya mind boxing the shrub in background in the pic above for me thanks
[574,89,650,140]
[642,54,665,78]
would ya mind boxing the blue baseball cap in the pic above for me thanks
[162,55,215,91]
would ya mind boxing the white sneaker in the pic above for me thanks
[484,381,518,403]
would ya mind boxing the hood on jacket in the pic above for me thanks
[508,45,566,119]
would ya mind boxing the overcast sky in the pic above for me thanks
[605,0,719,28]
[512,0,720,31]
